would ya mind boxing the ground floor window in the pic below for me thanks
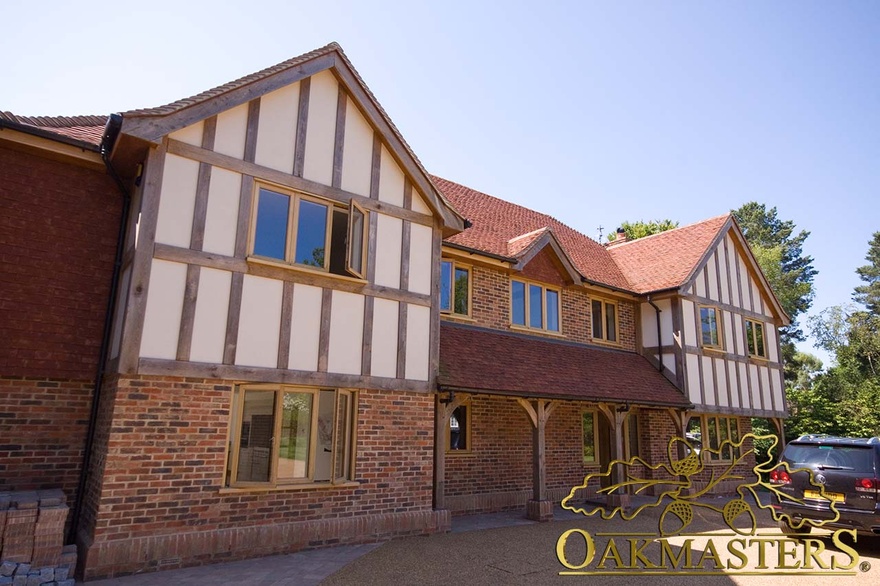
[687,415,740,462]
[448,404,470,452]
[625,411,640,459]
[227,385,356,487]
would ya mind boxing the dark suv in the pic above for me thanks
[771,435,880,535]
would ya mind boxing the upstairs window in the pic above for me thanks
[511,279,560,332]
[440,261,471,316]
[591,298,618,343]
[745,319,767,358]
[252,186,367,279]
[699,306,722,349]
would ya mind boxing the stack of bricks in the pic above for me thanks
[0,490,76,586]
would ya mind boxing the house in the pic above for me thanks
[0,43,788,580]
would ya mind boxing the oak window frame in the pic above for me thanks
[510,278,561,333]
[249,183,368,279]
[590,297,619,344]
[440,260,472,317]
[744,319,768,359]
[226,384,357,489]
[699,305,723,350]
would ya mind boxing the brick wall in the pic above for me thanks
[0,145,119,380]
[444,396,602,514]
[78,375,444,579]
[520,248,567,287]
[463,262,638,351]
[0,145,120,510]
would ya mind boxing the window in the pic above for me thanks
[625,411,639,459]
[448,404,470,452]
[511,279,560,332]
[251,186,367,279]
[687,415,740,462]
[440,261,470,316]
[745,319,767,358]
[590,298,618,343]
[699,306,722,349]
[582,411,597,464]
[227,386,356,487]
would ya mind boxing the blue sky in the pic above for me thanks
[4,1,878,365]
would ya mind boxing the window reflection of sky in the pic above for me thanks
[253,189,289,260]
[295,200,328,267]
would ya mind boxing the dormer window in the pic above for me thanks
[251,185,367,279]
[511,279,560,332]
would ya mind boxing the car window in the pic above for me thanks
[784,445,874,471]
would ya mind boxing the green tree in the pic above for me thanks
[607,219,679,242]
[732,203,816,347]
[854,232,880,314]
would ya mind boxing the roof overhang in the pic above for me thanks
[0,121,103,171]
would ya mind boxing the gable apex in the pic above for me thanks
[117,43,464,232]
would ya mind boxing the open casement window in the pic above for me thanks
[590,298,618,343]
[745,319,767,358]
[251,186,368,279]
[511,279,561,332]
[227,386,357,487]
[582,411,597,464]
[440,260,471,316]
[688,415,740,462]
[699,306,722,349]
[448,404,471,452]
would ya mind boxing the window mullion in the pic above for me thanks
[229,388,245,486]
[330,391,341,484]
[270,389,283,485]
[286,195,298,263]
[308,390,319,481]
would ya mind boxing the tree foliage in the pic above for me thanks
[854,232,880,314]
[732,203,816,345]
[607,219,679,242]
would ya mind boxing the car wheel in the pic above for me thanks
[779,519,812,535]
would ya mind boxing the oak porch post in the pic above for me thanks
[517,398,556,521]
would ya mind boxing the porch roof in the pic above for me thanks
[438,322,691,408]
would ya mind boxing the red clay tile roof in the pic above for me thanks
[607,215,731,294]
[0,112,105,147]
[433,176,632,290]
[439,322,690,407]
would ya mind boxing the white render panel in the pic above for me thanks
[760,366,773,411]
[748,363,762,410]
[214,103,249,160]
[303,70,338,186]
[694,269,706,299]
[728,237,742,308]
[156,154,199,247]
[411,189,431,214]
[718,243,730,305]
[681,299,696,346]
[405,303,430,381]
[109,267,131,359]
[289,284,322,371]
[378,145,405,206]
[254,82,300,173]
[190,268,232,363]
[408,223,433,295]
[733,317,745,357]
[235,275,283,368]
[658,299,673,345]
[738,362,751,410]
[702,356,715,406]
[686,354,702,404]
[202,167,242,256]
[728,361,740,408]
[715,357,728,407]
[706,255,719,301]
[722,311,733,354]
[663,353,676,375]
[771,369,785,414]
[766,325,779,363]
[328,291,364,375]
[140,259,187,359]
[341,97,373,197]
[169,120,204,147]
[751,279,763,316]
[374,214,403,288]
[640,303,658,348]
[371,298,399,378]
[739,258,752,312]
